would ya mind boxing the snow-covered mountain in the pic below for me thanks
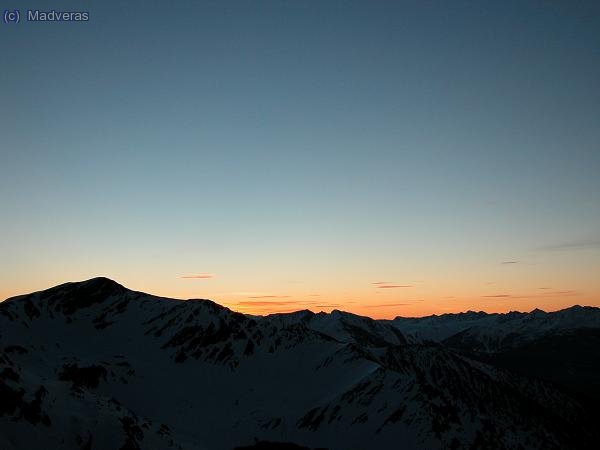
[1,278,597,450]
[265,309,407,347]
[390,306,600,406]
[390,306,600,351]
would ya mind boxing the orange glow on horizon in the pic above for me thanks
[1,273,598,320]
[217,290,598,319]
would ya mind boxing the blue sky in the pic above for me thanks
[1,1,599,316]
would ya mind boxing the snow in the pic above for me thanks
[1,278,596,450]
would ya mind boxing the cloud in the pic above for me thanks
[372,282,413,289]
[543,290,579,297]
[247,295,291,299]
[501,261,519,264]
[180,273,214,279]
[482,290,579,299]
[222,292,267,296]
[377,285,413,289]
[228,300,345,314]
[236,300,301,306]
[539,238,600,252]
[363,303,409,308]
[264,308,313,314]
[232,299,340,307]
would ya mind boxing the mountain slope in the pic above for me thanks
[1,278,597,450]
[391,306,600,403]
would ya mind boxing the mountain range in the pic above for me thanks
[1,277,599,450]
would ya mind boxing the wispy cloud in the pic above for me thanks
[539,238,600,252]
[180,273,214,279]
[263,308,315,314]
[221,292,267,296]
[236,300,302,306]
[482,290,579,299]
[377,285,413,289]
[247,295,291,299]
[363,303,409,308]
[372,281,413,289]
[501,261,519,264]
[543,290,580,297]
[232,299,340,307]
[228,299,344,313]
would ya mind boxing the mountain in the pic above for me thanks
[390,307,600,404]
[1,278,598,450]
[391,306,600,350]
[265,309,407,347]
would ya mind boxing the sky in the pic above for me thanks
[1,1,599,318]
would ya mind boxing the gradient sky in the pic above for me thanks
[2,1,599,318]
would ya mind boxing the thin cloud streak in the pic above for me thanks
[363,303,410,308]
[372,281,413,289]
[264,308,318,315]
[235,300,305,306]
[482,291,580,299]
[539,238,600,251]
[180,274,214,279]
[231,300,342,308]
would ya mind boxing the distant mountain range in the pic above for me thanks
[1,278,599,450]
[391,306,600,399]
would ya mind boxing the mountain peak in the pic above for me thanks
[565,304,584,311]
[38,277,129,315]
[79,276,125,289]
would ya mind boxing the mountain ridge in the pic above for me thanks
[1,278,599,450]
[4,277,596,319]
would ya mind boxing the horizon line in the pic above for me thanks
[1,276,595,320]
